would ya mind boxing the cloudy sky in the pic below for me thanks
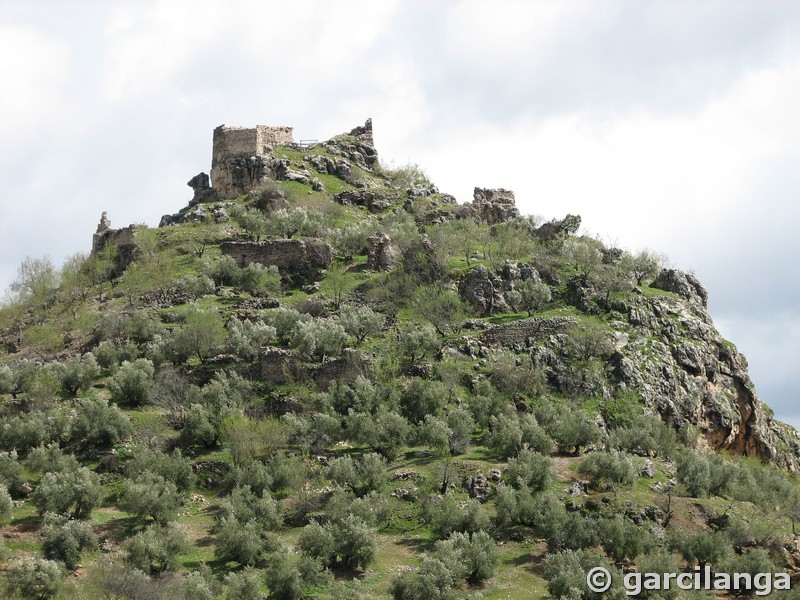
[2,0,799,425]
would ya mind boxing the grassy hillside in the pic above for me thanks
[0,134,799,600]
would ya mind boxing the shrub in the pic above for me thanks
[60,353,100,395]
[70,397,132,449]
[224,568,263,600]
[576,450,636,490]
[123,524,190,575]
[220,415,286,467]
[334,514,377,570]
[231,206,270,241]
[5,558,64,600]
[122,471,182,525]
[338,305,384,343]
[226,318,276,361]
[488,351,547,396]
[400,378,448,424]
[299,521,336,565]
[409,286,467,335]
[125,449,194,493]
[396,322,441,364]
[505,449,556,492]
[238,263,281,295]
[224,461,273,497]
[326,456,357,489]
[608,414,676,458]
[263,306,311,342]
[215,517,276,566]
[25,444,79,475]
[290,319,348,360]
[31,467,102,519]
[108,358,154,406]
[41,513,98,570]
[0,408,70,456]
[178,403,217,448]
[0,484,12,522]
[175,274,216,300]
[548,405,601,455]
[264,549,303,600]
[676,449,738,498]
[0,364,14,395]
[424,495,491,539]
[599,515,652,563]
[668,529,731,569]
[542,549,621,600]
[218,485,282,531]
[171,306,227,364]
[508,279,552,316]
[0,451,24,498]
[202,254,241,286]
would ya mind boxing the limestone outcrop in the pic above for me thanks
[652,268,709,308]
[367,232,400,271]
[470,187,519,224]
[475,273,800,470]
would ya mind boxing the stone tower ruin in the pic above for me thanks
[210,124,294,199]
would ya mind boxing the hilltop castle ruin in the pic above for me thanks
[210,125,294,198]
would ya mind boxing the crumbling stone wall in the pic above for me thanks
[481,317,577,348]
[210,124,294,198]
[90,212,138,276]
[220,239,333,283]
[261,347,372,389]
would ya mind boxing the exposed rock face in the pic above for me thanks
[220,239,333,283]
[459,261,542,315]
[477,276,800,470]
[471,187,519,224]
[322,119,379,170]
[459,266,507,316]
[187,172,217,204]
[615,293,779,462]
[535,214,582,241]
[652,268,709,308]
[367,232,400,270]
[160,199,235,227]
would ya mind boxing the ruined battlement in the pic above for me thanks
[211,124,294,165]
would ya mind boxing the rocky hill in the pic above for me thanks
[0,119,799,599]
